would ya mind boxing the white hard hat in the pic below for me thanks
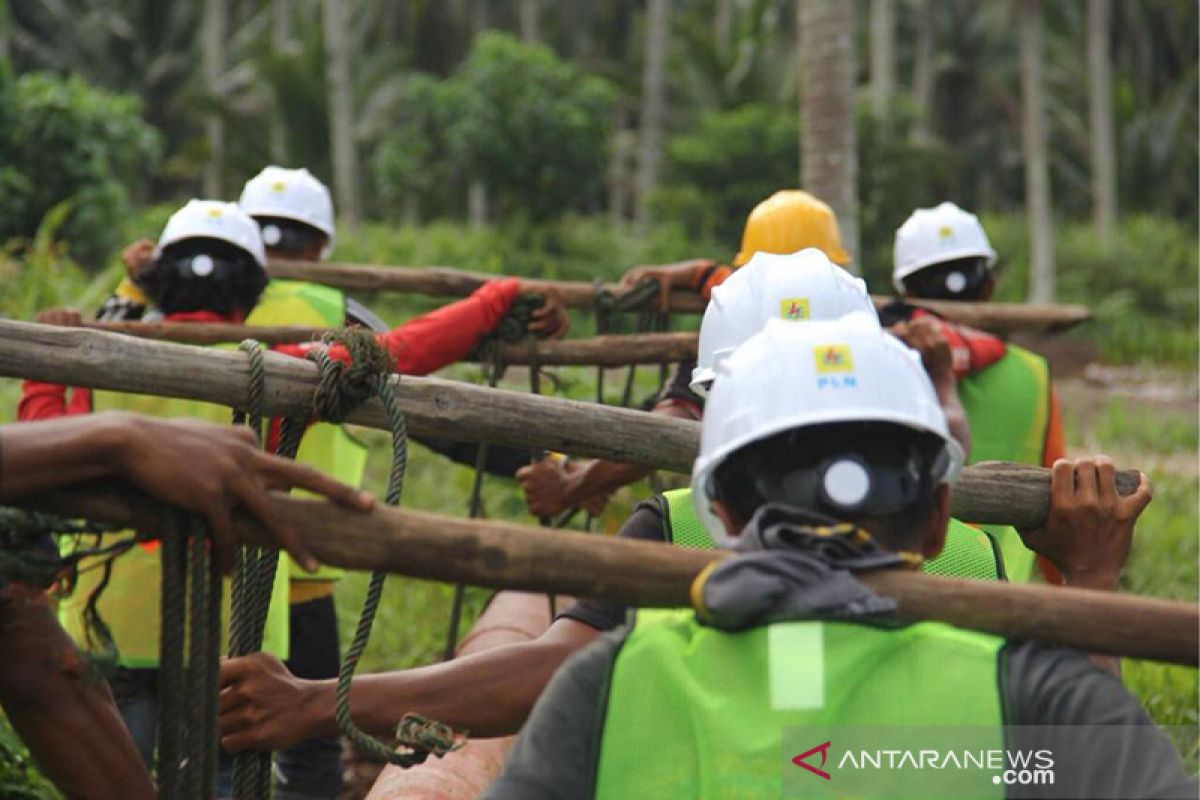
[691,313,963,545]
[690,248,878,395]
[892,202,996,294]
[155,199,267,269]
[238,166,335,256]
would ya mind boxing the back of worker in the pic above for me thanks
[486,318,1193,800]
[892,202,1063,581]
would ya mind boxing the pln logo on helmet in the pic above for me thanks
[814,343,857,389]
[780,297,811,321]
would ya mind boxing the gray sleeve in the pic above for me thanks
[1003,641,1198,799]
[482,627,627,800]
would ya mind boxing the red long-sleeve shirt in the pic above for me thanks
[17,279,521,422]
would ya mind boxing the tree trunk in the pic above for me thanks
[635,0,669,231]
[870,0,896,118]
[609,101,632,225]
[797,0,859,267]
[471,0,489,34]
[469,0,489,226]
[714,0,733,58]
[201,0,226,197]
[1087,0,1116,244]
[1018,0,1055,303]
[910,0,935,142]
[268,0,290,164]
[323,0,361,227]
[518,0,539,44]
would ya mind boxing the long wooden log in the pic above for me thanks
[0,321,1139,528]
[13,483,1196,666]
[80,320,699,366]
[270,258,1092,331]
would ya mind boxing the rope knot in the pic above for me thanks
[308,327,395,423]
[395,713,466,763]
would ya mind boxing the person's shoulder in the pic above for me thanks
[1002,639,1145,725]
[615,498,669,543]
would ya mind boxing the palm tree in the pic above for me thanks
[1018,0,1055,302]
[797,0,859,266]
[323,0,361,226]
[870,0,896,119]
[1087,0,1115,243]
[635,0,669,230]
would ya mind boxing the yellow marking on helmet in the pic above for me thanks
[271,181,288,192]
[780,297,811,321]
[207,207,223,218]
[938,225,953,239]
[813,343,853,374]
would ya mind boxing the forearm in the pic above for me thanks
[564,459,651,507]
[301,626,588,740]
[935,378,971,461]
[0,595,153,799]
[0,413,131,499]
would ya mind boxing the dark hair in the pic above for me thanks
[901,256,991,301]
[136,237,267,315]
[710,421,943,550]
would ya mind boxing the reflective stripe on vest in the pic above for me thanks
[595,609,1005,798]
[77,390,292,666]
[661,488,1005,581]
[245,279,367,582]
[958,344,1049,582]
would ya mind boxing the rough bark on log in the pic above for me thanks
[14,483,1197,666]
[0,321,1139,527]
[79,321,700,366]
[269,259,1091,331]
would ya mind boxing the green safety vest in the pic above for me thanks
[661,488,1006,581]
[244,280,367,583]
[60,280,365,667]
[959,345,1051,583]
[594,609,1005,798]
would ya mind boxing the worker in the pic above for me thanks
[0,412,373,800]
[19,198,567,778]
[518,189,850,519]
[484,316,1187,800]
[215,250,1104,755]
[886,201,1067,581]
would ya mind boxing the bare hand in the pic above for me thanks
[121,239,155,279]
[517,457,574,518]
[525,288,570,340]
[219,652,316,752]
[619,260,713,313]
[114,415,375,573]
[34,308,82,327]
[890,316,954,388]
[1018,457,1152,590]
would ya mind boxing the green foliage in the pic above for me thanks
[370,74,459,221]
[0,717,58,799]
[983,214,1198,365]
[0,67,160,268]
[651,103,798,247]
[372,33,615,224]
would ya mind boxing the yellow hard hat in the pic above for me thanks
[733,190,850,267]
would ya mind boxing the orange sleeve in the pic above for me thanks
[1042,387,1066,467]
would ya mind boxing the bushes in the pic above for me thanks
[983,214,1197,365]
[0,67,160,269]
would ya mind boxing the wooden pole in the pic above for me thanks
[14,483,1196,666]
[0,321,1139,528]
[269,259,1092,332]
[80,321,700,366]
